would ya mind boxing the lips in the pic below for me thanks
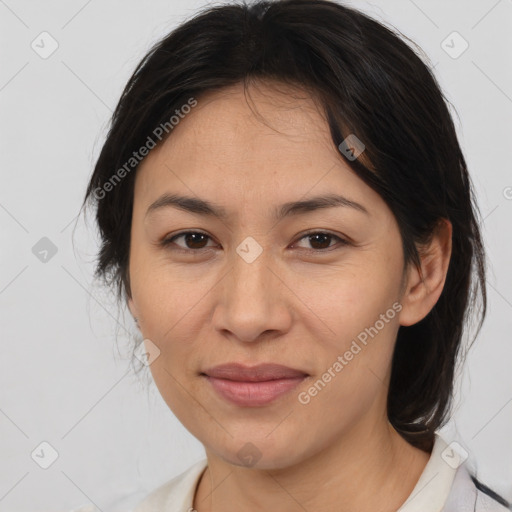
[201,363,308,381]
[201,363,309,407]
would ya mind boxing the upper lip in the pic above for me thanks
[201,363,309,382]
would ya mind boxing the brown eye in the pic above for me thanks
[161,230,349,253]
[162,231,214,251]
[308,233,333,250]
[294,232,349,251]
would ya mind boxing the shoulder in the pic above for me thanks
[133,458,208,512]
[443,464,510,512]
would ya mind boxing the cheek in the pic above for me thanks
[145,360,206,443]
[296,254,402,343]
[130,244,218,332]
[294,256,402,397]
[295,314,398,440]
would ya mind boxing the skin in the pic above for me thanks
[127,80,452,512]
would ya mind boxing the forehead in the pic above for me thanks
[134,80,381,216]
[142,81,331,167]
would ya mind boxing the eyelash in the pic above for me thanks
[160,230,350,254]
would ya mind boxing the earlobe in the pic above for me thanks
[398,219,452,327]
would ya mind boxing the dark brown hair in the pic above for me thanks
[82,0,487,455]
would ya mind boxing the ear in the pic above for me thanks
[398,218,452,327]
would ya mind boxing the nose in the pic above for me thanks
[212,242,293,343]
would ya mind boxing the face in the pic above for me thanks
[128,80,409,469]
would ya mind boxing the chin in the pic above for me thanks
[210,432,307,471]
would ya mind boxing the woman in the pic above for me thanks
[82,0,510,510]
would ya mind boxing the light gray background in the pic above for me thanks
[1,0,511,510]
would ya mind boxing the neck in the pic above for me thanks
[193,419,431,512]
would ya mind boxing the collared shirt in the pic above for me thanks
[129,434,509,511]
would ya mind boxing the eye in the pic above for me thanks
[161,231,217,251]
[160,230,349,253]
[293,231,349,252]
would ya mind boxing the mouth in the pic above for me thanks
[200,363,309,407]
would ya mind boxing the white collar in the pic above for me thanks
[398,433,459,511]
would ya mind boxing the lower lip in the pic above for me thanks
[204,375,307,407]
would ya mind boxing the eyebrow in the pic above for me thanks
[145,192,370,221]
